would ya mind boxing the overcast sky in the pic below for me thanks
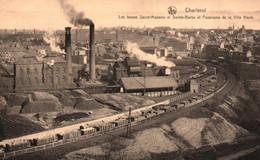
[0,0,259,30]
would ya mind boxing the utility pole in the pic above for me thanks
[214,73,218,105]
[143,67,146,96]
[126,107,132,138]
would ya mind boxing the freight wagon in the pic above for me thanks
[80,127,97,135]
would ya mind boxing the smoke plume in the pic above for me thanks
[125,41,176,68]
[43,35,65,54]
[59,0,93,27]
[47,60,55,66]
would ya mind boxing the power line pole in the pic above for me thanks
[126,107,132,138]
[144,67,146,96]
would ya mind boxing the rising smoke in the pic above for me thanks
[126,41,176,68]
[59,0,93,27]
[43,35,65,54]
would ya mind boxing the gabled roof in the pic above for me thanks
[121,76,178,90]
[114,61,127,70]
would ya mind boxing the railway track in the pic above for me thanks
[4,65,236,160]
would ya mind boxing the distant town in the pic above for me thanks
[0,25,259,93]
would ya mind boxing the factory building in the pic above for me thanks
[14,55,74,91]
[119,76,178,96]
[0,23,97,93]
[113,57,141,81]
[0,27,79,93]
[112,57,180,82]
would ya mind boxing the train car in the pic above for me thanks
[188,99,196,103]
[198,94,204,98]
[208,88,215,92]
[80,127,97,135]
[170,104,178,108]
[176,103,185,108]
[98,123,116,131]
[191,96,199,101]
[113,119,128,127]
[63,130,81,140]
[36,136,57,146]
[141,109,153,115]
[137,115,146,121]
[152,105,164,111]
[5,140,31,152]
[204,91,211,96]
[159,106,172,112]
[180,101,189,106]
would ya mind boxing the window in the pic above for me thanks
[34,68,38,74]
[62,75,67,84]
[19,77,23,85]
[19,68,23,76]
[28,77,31,85]
[27,68,30,75]
[56,67,60,73]
[49,76,52,84]
[56,76,60,84]
[35,77,39,85]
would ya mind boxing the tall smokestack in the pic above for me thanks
[65,27,72,74]
[89,23,95,81]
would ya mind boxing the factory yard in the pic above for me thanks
[0,63,246,159]
[2,61,258,160]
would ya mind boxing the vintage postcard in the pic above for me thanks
[0,0,259,159]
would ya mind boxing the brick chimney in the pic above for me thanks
[65,27,72,74]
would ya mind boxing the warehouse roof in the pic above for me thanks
[121,76,178,90]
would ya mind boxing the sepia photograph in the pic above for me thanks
[0,0,259,159]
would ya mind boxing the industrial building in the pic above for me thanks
[0,24,96,93]
[112,57,180,82]
[119,76,178,96]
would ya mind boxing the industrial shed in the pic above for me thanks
[120,76,178,97]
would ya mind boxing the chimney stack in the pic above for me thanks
[65,27,72,74]
[89,23,95,81]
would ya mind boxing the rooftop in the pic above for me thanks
[121,76,178,90]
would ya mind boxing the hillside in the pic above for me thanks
[0,91,155,140]
[61,111,253,160]
[60,62,260,160]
